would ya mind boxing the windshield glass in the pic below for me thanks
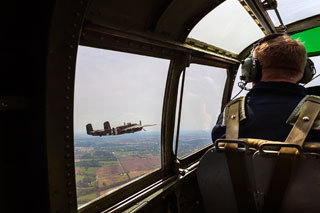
[267,0,320,26]
[188,0,264,54]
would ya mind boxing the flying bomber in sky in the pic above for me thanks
[86,121,156,136]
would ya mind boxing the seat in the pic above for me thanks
[196,140,257,213]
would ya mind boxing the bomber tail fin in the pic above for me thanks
[86,124,93,135]
[104,121,111,134]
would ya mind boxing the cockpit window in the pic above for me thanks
[175,64,227,158]
[306,56,320,87]
[266,0,320,26]
[74,46,169,207]
[187,0,265,54]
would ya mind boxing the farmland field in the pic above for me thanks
[74,130,211,207]
[74,132,161,207]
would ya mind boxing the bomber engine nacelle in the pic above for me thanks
[86,124,93,134]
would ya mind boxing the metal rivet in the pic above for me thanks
[231,115,236,119]
[65,135,70,140]
[65,115,70,120]
[100,36,104,40]
[66,163,71,168]
[66,153,71,158]
[65,144,71,149]
[65,125,70,129]
[65,106,70,110]
[67,76,71,80]
[75,12,80,17]
[68,55,72,60]
[69,45,74,49]
[303,116,310,121]
[65,96,70,100]
[67,66,72,70]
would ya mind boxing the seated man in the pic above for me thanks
[212,34,319,142]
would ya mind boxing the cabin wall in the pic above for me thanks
[4,1,54,212]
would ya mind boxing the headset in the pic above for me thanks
[240,33,316,84]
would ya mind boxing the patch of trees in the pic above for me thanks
[93,151,117,161]
[76,160,100,167]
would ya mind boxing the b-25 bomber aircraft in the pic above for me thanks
[86,121,156,136]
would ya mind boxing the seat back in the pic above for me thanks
[197,142,257,213]
[253,149,320,212]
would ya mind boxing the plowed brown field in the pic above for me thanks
[118,155,160,172]
[96,166,122,176]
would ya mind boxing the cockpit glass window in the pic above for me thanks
[74,46,169,207]
[231,66,250,99]
[306,56,320,88]
[188,0,265,54]
[266,0,320,26]
[176,64,227,158]
[291,26,320,56]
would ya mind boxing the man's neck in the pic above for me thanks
[260,77,297,84]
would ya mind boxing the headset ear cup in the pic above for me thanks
[299,58,316,84]
[253,58,262,81]
[241,57,260,83]
[241,58,254,82]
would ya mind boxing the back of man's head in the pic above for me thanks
[253,34,307,83]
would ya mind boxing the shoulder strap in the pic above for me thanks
[264,97,320,212]
[222,96,246,127]
[224,99,256,212]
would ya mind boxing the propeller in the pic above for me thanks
[141,124,156,127]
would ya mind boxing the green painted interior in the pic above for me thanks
[291,26,320,56]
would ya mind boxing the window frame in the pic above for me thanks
[173,57,238,167]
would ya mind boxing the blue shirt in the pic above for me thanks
[211,81,319,142]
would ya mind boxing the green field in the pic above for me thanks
[77,191,99,207]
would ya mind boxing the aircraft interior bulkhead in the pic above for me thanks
[4,0,320,212]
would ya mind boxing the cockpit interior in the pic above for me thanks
[5,0,320,212]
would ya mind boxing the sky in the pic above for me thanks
[178,64,226,131]
[74,47,169,133]
[266,0,320,26]
[74,47,227,133]
[188,0,265,54]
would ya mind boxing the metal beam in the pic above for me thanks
[241,0,276,34]
[286,15,320,34]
